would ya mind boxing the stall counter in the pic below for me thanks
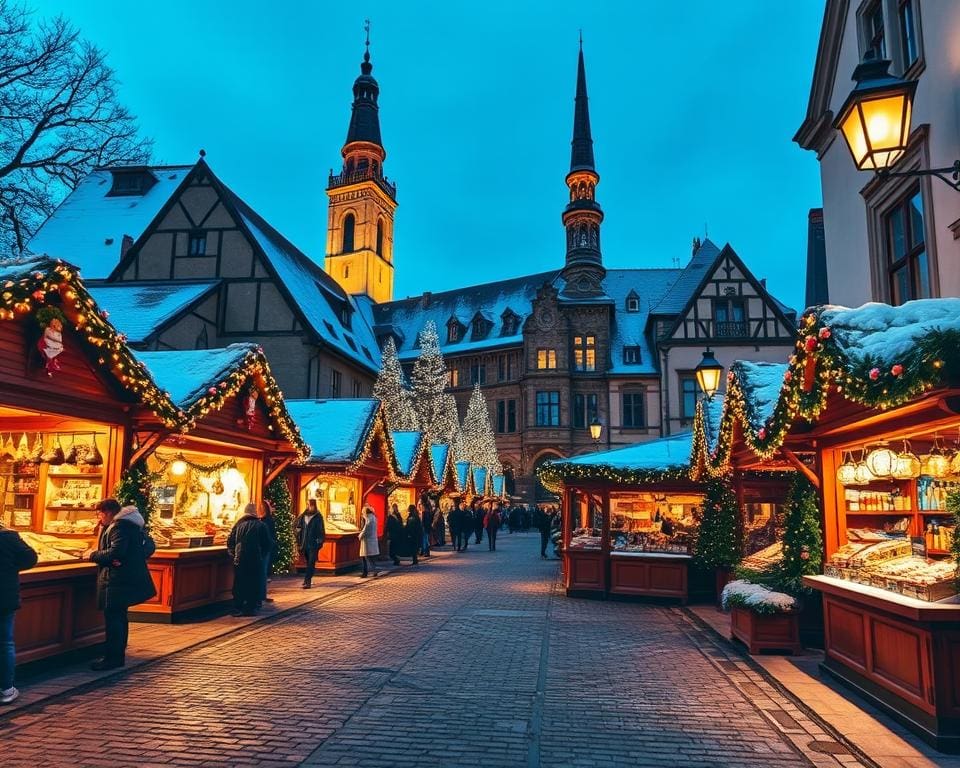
[131,546,234,623]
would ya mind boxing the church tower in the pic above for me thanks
[325,26,397,304]
[560,42,606,298]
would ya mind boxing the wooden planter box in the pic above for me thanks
[730,605,801,655]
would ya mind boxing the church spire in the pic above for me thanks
[561,39,605,298]
[569,38,595,173]
[344,20,383,149]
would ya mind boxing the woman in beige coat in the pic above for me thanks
[358,506,380,578]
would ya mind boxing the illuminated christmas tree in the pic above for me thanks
[462,384,501,473]
[694,479,740,569]
[776,476,823,595]
[373,336,417,431]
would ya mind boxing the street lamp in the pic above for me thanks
[835,50,960,189]
[695,349,723,400]
[589,417,603,451]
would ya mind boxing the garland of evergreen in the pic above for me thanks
[265,475,294,575]
[948,489,960,590]
[776,476,823,596]
[113,460,161,530]
[694,479,740,569]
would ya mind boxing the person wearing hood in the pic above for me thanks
[227,503,271,617]
[84,499,156,671]
[0,522,38,704]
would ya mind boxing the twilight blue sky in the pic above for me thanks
[39,1,825,311]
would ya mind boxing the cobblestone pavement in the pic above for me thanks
[0,533,874,768]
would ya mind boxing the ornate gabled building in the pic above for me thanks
[26,39,800,503]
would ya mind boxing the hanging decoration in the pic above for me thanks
[85,434,104,466]
[836,452,857,486]
[237,384,259,431]
[27,433,44,464]
[35,306,66,375]
[892,442,921,479]
[153,451,238,477]
[42,435,64,465]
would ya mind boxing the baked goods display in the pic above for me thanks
[20,531,88,564]
[610,528,692,554]
[569,527,602,549]
[825,533,957,601]
[740,541,783,571]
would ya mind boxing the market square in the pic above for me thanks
[1,1,960,766]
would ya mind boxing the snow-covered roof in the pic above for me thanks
[559,434,694,471]
[286,399,380,464]
[651,239,722,314]
[702,395,725,455]
[391,431,424,477]
[230,197,381,373]
[375,271,557,361]
[819,298,960,365]
[605,268,683,375]
[27,166,193,278]
[135,344,258,409]
[430,444,450,484]
[730,361,788,433]
[87,281,219,344]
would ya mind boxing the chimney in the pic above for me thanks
[421,291,432,309]
[120,234,135,257]
[760,278,767,288]
[692,236,702,256]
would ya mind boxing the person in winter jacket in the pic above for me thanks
[358,506,380,577]
[472,500,484,544]
[386,505,404,565]
[227,503,271,617]
[84,499,156,670]
[420,499,434,557]
[484,504,501,551]
[404,505,423,566]
[0,523,38,704]
[294,499,326,589]
[258,500,277,603]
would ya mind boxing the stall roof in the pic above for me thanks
[285,398,381,465]
[430,444,451,486]
[491,474,505,497]
[560,434,693,471]
[472,466,489,496]
[391,431,429,481]
[136,343,309,459]
[87,281,220,344]
[455,461,473,495]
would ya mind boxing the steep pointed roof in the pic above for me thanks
[345,42,383,148]
[570,45,595,172]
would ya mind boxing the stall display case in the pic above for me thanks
[297,474,361,574]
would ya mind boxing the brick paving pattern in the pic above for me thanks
[0,532,873,767]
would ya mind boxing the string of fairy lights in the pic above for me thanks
[692,307,958,477]
[3,257,309,461]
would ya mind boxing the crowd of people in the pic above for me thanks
[0,494,561,706]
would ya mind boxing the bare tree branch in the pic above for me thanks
[0,0,151,257]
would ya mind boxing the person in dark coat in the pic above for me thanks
[452,499,468,552]
[433,503,446,547]
[484,504,501,552]
[258,500,277,603]
[472,500,483,544]
[420,499,434,557]
[536,507,552,559]
[294,499,326,589]
[84,499,156,671]
[386,505,404,565]
[404,505,423,566]
[0,523,38,704]
[227,503,271,617]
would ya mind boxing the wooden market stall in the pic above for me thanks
[129,344,307,621]
[542,435,702,602]
[0,257,185,663]
[285,399,398,574]
[700,303,960,752]
[388,431,436,519]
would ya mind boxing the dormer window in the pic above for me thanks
[626,296,640,313]
[340,306,352,329]
[501,309,520,336]
[623,346,642,365]
[447,318,464,344]
[107,168,157,197]
[471,313,492,341]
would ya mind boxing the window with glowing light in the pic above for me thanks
[573,335,596,372]
[537,348,557,370]
[302,474,360,532]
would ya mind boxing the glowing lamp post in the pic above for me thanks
[695,349,724,400]
[589,417,603,452]
[835,51,960,188]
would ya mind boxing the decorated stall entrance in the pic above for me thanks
[0,258,181,664]
[286,399,398,573]
[388,431,435,520]
[130,344,306,620]
[543,435,701,601]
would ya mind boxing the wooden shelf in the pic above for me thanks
[845,510,911,515]
[47,473,102,479]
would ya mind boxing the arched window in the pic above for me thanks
[376,219,384,256]
[342,213,355,253]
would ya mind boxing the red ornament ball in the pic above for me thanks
[758,427,767,440]
[800,551,810,560]
[784,370,793,382]
[891,364,903,377]
[804,335,818,352]
[869,367,880,381]
[818,327,832,339]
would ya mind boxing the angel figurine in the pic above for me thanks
[237,388,258,430]
[38,316,64,375]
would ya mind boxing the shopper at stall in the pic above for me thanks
[405,505,423,566]
[536,507,552,559]
[358,506,380,577]
[0,522,38,704]
[386,505,404,566]
[484,504,501,552]
[85,499,156,670]
[452,499,468,552]
[258,500,277,603]
[227,502,271,616]
[294,498,326,589]
[433,502,446,547]
[420,499,434,558]
[472,499,484,545]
